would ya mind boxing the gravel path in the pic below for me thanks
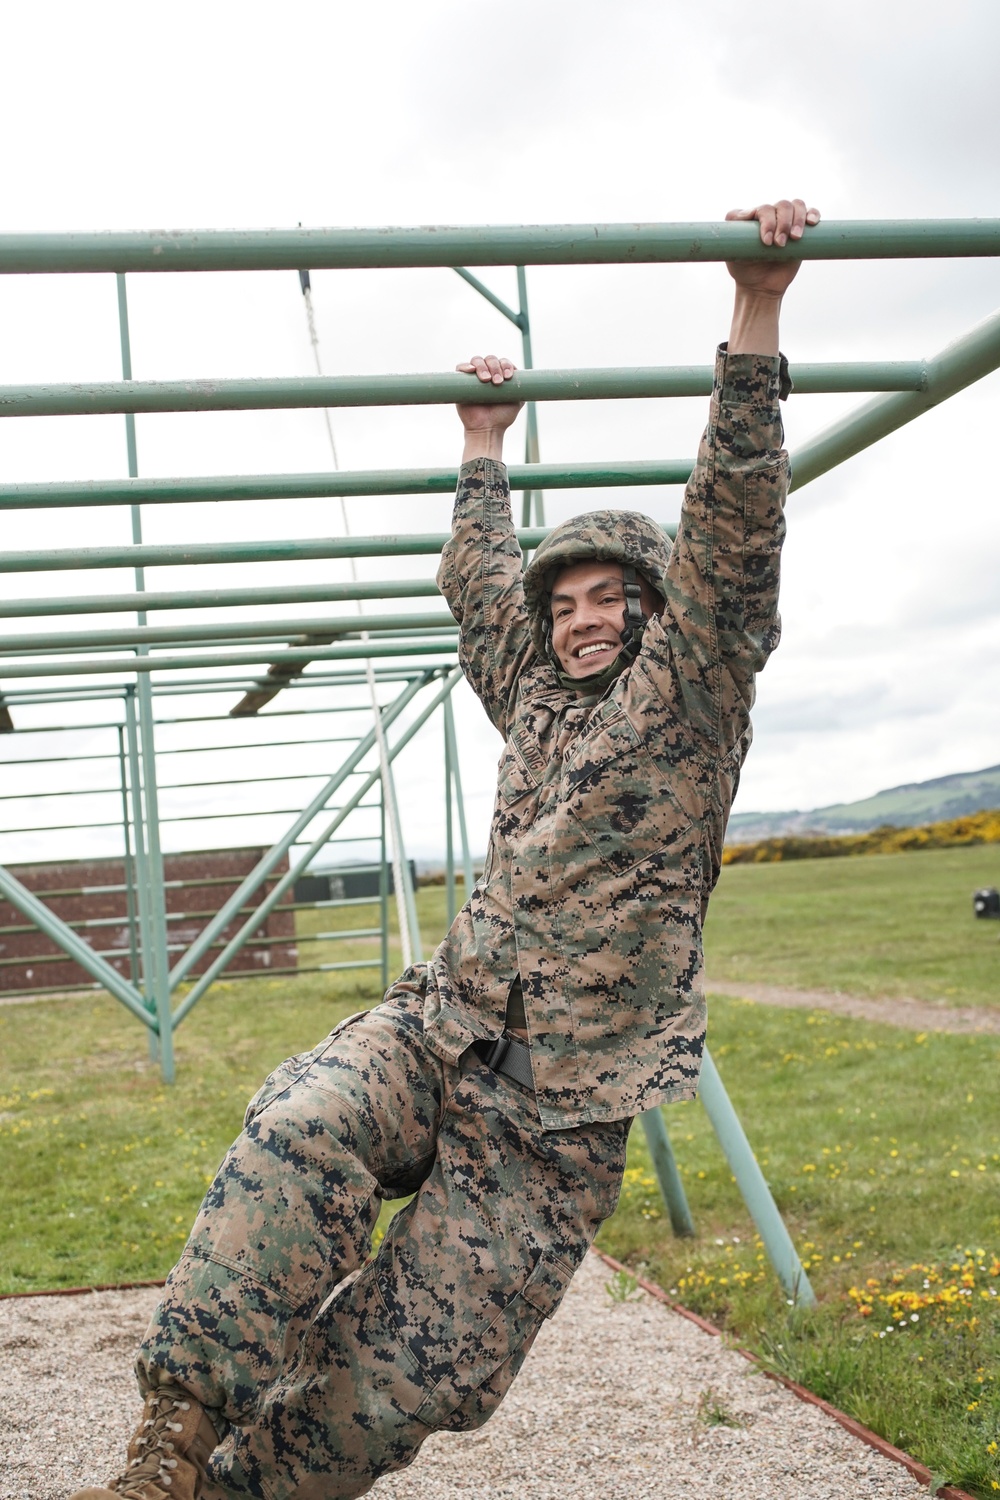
[1,1253,932,1500]
[706,978,1000,1034]
[9,979,1000,1037]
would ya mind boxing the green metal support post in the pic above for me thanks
[381,748,422,963]
[443,692,475,896]
[137,673,174,1080]
[640,1107,696,1238]
[699,1048,815,1307]
[379,792,389,991]
[119,271,174,1077]
[454,263,545,529]
[124,687,156,1019]
[516,266,545,528]
[444,705,456,926]
[116,724,141,985]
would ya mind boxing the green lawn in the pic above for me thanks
[2,859,999,1495]
[704,844,1000,1007]
[600,997,1000,1498]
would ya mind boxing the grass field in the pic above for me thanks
[1,850,998,1495]
[704,843,1000,1007]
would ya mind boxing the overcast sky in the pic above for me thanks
[0,0,998,867]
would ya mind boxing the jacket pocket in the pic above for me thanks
[496,741,539,807]
[560,711,692,876]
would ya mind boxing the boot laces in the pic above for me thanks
[115,1390,193,1493]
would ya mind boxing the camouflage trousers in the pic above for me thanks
[137,971,628,1499]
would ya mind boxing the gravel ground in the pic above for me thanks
[1,1253,930,1500]
[706,978,1000,1034]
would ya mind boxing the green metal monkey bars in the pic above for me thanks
[2,217,999,1306]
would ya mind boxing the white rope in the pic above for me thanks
[302,283,414,969]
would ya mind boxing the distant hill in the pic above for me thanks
[727,763,1000,843]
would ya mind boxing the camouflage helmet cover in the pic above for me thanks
[522,509,673,660]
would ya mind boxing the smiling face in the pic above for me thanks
[549,559,659,679]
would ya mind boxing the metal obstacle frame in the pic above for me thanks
[2,218,1000,1305]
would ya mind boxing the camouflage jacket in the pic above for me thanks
[424,347,789,1128]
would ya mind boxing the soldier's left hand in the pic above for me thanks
[455,354,523,433]
[725,200,821,296]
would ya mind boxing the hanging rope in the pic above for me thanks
[299,269,415,968]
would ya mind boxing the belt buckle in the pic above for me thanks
[483,1035,511,1072]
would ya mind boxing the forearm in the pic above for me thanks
[649,347,788,748]
[437,459,530,734]
[461,426,508,464]
[727,288,782,356]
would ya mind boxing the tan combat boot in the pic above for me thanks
[68,1383,219,1499]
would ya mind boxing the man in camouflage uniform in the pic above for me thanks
[70,197,819,1500]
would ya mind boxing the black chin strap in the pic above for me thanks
[618,564,648,662]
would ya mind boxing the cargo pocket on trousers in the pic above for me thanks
[242,1010,368,1128]
[414,1255,574,1430]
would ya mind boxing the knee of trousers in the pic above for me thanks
[137,1091,382,1425]
[228,1250,576,1499]
[188,1087,382,1290]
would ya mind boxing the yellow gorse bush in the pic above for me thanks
[723,808,1000,865]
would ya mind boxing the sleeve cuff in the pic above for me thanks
[714,343,792,404]
[458,457,509,480]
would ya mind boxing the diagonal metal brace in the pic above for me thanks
[791,303,1000,490]
[168,669,434,992]
[0,863,154,1027]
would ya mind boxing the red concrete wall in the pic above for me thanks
[0,847,297,996]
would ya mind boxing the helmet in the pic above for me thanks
[522,509,672,667]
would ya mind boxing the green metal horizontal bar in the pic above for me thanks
[0,523,670,575]
[1,631,454,662]
[0,531,543,573]
[0,637,460,679]
[0,768,352,800]
[0,363,928,418]
[302,960,382,974]
[4,633,307,660]
[0,675,409,705]
[0,628,454,665]
[1,799,372,832]
[790,303,1000,490]
[0,611,455,655]
[157,804,374,826]
[0,459,693,510]
[297,928,382,943]
[0,580,441,619]
[0,220,997,274]
[0,682,420,721]
[0,733,351,766]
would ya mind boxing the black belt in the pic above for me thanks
[475,1033,535,1092]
